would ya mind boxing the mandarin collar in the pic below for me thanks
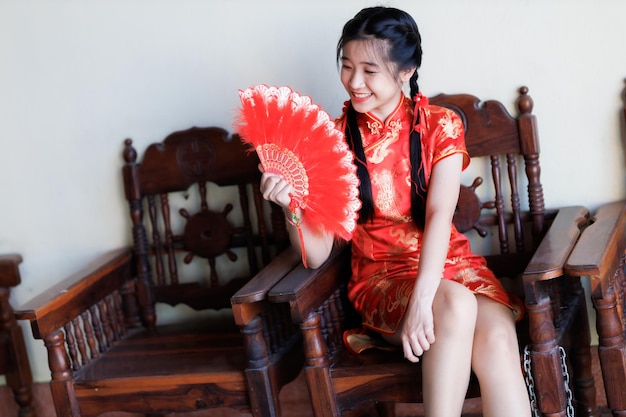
[362,94,408,134]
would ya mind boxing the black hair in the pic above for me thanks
[337,7,427,229]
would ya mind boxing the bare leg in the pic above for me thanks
[423,280,478,416]
[472,295,531,417]
[385,280,478,417]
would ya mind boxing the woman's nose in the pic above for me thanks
[349,71,364,89]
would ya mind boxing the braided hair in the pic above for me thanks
[337,7,427,229]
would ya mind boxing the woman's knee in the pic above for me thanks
[474,324,519,358]
[472,300,521,372]
[472,331,522,382]
[433,280,478,331]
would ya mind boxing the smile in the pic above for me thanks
[352,92,372,102]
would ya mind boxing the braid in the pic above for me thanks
[410,112,428,230]
[346,104,374,223]
[409,72,419,99]
[408,70,427,229]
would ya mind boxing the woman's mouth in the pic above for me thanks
[351,92,372,103]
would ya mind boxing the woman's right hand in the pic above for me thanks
[259,168,293,210]
[259,165,334,269]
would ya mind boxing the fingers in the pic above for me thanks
[402,330,435,363]
[425,326,436,345]
[260,172,292,208]
[402,340,420,363]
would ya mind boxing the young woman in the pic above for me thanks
[260,7,531,417]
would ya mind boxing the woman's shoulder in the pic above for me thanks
[423,102,459,121]
[414,96,464,144]
[421,101,463,136]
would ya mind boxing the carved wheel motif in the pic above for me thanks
[453,177,493,237]
[180,204,239,262]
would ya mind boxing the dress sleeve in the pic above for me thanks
[421,106,470,182]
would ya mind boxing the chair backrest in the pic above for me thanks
[122,126,289,326]
[431,86,546,278]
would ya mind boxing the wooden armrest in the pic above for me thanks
[565,200,626,283]
[522,206,589,304]
[523,205,589,281]
[0,253,23,287]
[231,246,302,305]
[14,248,134,339]
[268,246,351,323]
[230,246,302,326]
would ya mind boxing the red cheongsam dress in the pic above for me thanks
[337,94,518,353]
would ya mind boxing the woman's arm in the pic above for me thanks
[260,169,335,269]
[400,153,464,362]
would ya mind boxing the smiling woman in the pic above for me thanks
[339,37,418,122]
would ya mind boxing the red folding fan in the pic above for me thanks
[235,85,360,266]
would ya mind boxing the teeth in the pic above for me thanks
[354,93,370,98]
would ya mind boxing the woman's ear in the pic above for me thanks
[400,67,416,83]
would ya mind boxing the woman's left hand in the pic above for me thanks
[400,300,436,363]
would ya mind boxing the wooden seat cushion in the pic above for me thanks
[71,320,249,415]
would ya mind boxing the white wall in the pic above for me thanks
[1,0,625,382]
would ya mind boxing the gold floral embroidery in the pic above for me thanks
[367,120,402,164]
[388,226,418,252]
[439,111,463,139]
[373,274,392,293]
[363,276,414,334]
[372,169,400,219]
[367,120,382,136]
[388,119,402,134]
[386,281,413,313]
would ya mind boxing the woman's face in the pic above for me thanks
[340,40,413,122]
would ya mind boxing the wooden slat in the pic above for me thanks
[14,249,134,339]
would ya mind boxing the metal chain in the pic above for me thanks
[523,345,574,417]
[559,346,575,417]
[523,345,541,417]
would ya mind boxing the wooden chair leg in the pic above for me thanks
[45,331,79,417]
[6,338,36,417]
[526,297,570,417]
[593,283,626,416]
[301,313,339,417]
[568,287,597,417]
[0,287,35,417]
[241,315,281,417]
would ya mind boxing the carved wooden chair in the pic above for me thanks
[0,254,35,417]
[566,200,626,416]
[15,127,303,417]
[268,87,599,417]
